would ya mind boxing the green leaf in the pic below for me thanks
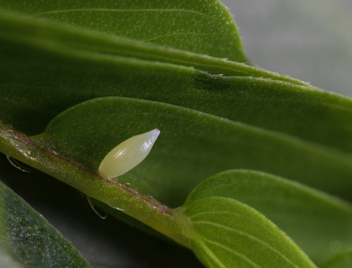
[0,11,301,82]
[224,0,352,97]
[0,121,189,248]
[320,250,352,268]
[31,97,352,206]
[180,196,317,268]
[184,170,352,265]
[0,0,248,62]
[1,2,352,266]
[2,11,352,157]
[0,153,205,268]
[0,180,91,268]
[1,122,320,268]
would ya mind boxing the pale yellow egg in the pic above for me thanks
[98,129,160,179]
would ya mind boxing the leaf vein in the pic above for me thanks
[196,238,227,268]
[193,220,300,268]
[142,32,212,42]
[201,237,261,268]
[33,8,220,21]
[189,211,239,219]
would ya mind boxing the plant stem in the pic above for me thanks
[0,121,190,248]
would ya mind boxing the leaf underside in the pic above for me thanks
[182,196,316,268]
[0,0,352,268]
[184,170,352,265]
[0,181,91,268]
[32,97,352,207]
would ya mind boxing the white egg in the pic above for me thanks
[98,129,160,179]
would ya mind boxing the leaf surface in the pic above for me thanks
[1,1,352,267]
[1,12,352,157]
[31,97,352,206]
[320,250,352,268]
[184,170,352,264]
[180,196,317,268]
[0,0,248,62]
[0,181,91,268]
[1,11,352,159]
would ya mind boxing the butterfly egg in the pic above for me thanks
[98,129,160,179]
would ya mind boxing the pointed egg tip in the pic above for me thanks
[98,128,160,179]
[150,128,160,141]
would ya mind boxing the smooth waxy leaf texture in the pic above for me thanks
[184,170,352,264]
[180,196,317,268]
[0,181,91,268]
[31,97,352,207]
[321,250,352,268]
[0,0,248,62]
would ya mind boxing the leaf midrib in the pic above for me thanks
[0,11,311,85]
